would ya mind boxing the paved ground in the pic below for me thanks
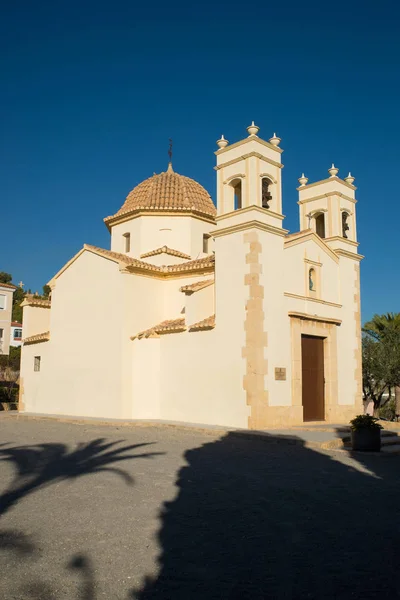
[1,417,400,599]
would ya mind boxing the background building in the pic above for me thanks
[0,282,16,355]
[10,322,23,348]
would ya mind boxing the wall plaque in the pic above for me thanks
[275,367,286,381]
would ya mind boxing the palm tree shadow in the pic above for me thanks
[0,438,163,517]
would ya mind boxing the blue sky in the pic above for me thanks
[2,0,399,322]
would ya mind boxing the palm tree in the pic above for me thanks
[363,313,400,415]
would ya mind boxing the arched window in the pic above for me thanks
[231,179,242,210]
[309,268,315,291]
[342,212,350,238]
[315,213,325,238]
[123,232,131,253]
[261,178,272,209]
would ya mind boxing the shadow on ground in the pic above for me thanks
[0,437,162,517]
[134,431,400,599]
[0,529,95,600]
[1,430,400,599]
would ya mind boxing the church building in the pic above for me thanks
[20,123,363,428]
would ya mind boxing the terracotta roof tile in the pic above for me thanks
[180,278,214,293]
[84,245,215,276]
[104,165,216,224]
[23,331,50,345]
[11,322,22,327]
[163,254,215,273]
[84,244,154,268]
[21,296,51,309]
[0,282,17,290]
[140,246,191,260]
[131,318,186,340]
[189,315,215,331]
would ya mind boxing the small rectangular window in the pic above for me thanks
[0,329,3,339]
[123,233,131,253]
[14,329,22,339]
[34,356,41,372]
[0,295,5,310]
[203,234,210,254]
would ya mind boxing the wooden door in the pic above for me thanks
[301,335,325,421]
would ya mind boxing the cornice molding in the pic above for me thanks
[296,176,356,192]
[216,204,285,223]
[297,191,357,205]
[214,135,283,156]
[105,208,216,230]
[288,312,342,326]
[325,236,359,247]
[334,249,364,262]
[304,258,322,267]
[284,292,342,308]
[284,230,339,263]
[215,151,283,171]
[213,219,288,239]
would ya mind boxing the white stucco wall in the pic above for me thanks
[284,239,340,306]
[185,284,214,327]
[159,329,248,428]
[20,341,50,411]
[22,251,126,418]
[22,306,51,339]
[110,219,141,257]
[111,215,216,260]
[260,232,292,407]
[336,257,360,406]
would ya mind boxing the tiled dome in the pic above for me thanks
[105,164,216,224]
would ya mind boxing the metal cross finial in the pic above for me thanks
[168,139,173,163]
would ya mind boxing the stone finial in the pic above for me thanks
[269,133,281,146]
[328,163,339,177]
[344,172,355,184]
[247,121,260,136]
[298,173,308,186]
[216,134,229,149]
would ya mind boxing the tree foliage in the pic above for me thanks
[42,284,51,299]
[12,286,25,322]
[363,312,400,340]
[0,346,21,371]
[0,272,12,284]
[362,313,400,414]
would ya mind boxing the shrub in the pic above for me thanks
[0,346,21,371]
[379,398,396,421]
[350,414,383,431]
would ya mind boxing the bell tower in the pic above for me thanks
[215,122,284,228]
[297,164,358,254]
[213,123,294,430]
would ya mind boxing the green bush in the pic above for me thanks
[379,398,396,421]
[0,346,21,371]
[350,414,383,431]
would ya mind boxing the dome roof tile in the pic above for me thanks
[105,164,216,224]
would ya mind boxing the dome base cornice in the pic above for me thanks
[104,207,216,230]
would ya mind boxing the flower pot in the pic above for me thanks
[351,428,381,452]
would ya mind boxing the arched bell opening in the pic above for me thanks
[314,213,326,239]
[261,178,273,209]
[342,211,350,238]
[230,178,243,210]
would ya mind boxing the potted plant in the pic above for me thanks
[350,414,382,451]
